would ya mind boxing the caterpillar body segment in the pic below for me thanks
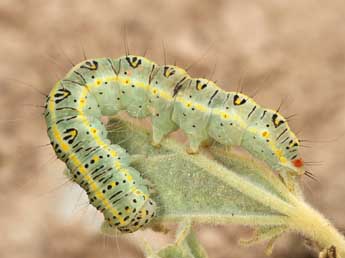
[116,56,156,118]
[172,78,219,153]
[148,65,188,146]
[208,91,256,146]
[45,54,305,234]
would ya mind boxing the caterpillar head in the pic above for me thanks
[274,156,305,192]
[278,156,305,177]
[265,148,305,179]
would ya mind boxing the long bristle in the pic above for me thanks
[304,170,319,182]
[303,160,324,167]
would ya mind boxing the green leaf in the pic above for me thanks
[106,118,345,257]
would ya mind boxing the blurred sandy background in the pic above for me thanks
[1,0,345,257]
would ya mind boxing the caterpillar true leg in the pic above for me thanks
[278,170,297,193]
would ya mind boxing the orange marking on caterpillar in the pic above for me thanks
[292,158,304,168]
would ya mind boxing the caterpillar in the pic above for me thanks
[44,54,305,233]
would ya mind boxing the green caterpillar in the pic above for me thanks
[44,55,305,233]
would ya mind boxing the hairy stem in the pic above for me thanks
[289,201,345,257]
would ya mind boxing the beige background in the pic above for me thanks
[1,0,345,257]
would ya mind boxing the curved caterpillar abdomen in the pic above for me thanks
[44,55,304,233]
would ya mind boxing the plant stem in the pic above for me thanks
[288,201,345,257]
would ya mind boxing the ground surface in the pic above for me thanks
[1,1,345,258]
